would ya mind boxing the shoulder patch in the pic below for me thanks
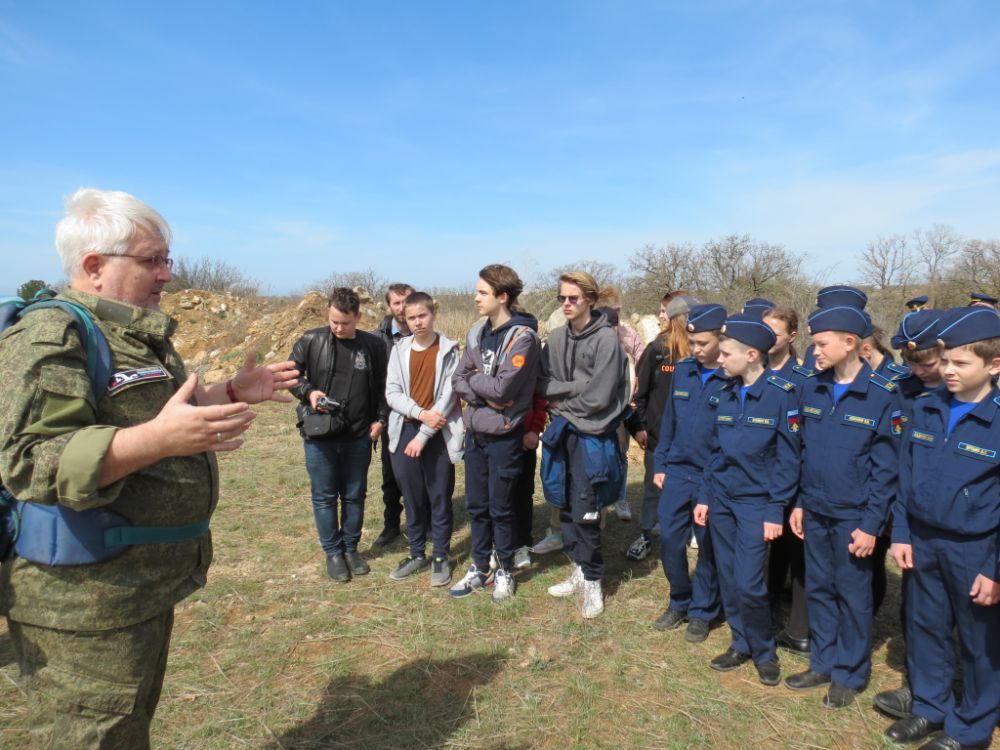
[677,356,696,364]
[792,364,817,378]
[890,409,904,436]
[993,396,1000,408]
[767,374,795,392]
[786,409,800,432]
[869,372,897,392]
[916,391,933,400]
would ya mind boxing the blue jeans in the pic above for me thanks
[303,435,373,555]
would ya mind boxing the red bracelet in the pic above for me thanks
[226,380,238,403]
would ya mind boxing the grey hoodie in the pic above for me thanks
[537,310,629,434]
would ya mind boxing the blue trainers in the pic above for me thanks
[448,563,491,598]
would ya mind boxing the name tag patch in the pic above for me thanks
[108,365,172,394]
[716,415,735,424]
[673,390,690,400]
[802,405,823,418]
[956,442,998,462]
[910,430,936,445]
[843,414,877,430]
[745,416,776,428]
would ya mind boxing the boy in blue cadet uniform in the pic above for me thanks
[906,295,930,312]
[785,305,901,708]
[800,285,870,372]
[872,308,947,722]
[885,307,1000,750]
[692,314,801,686]
[651,303,728,642]
[968,292,998,309]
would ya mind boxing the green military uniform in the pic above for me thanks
[0,289,217,749]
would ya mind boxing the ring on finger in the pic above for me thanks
[216,432,224,442]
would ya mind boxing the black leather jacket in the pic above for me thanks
[289,326,389,427]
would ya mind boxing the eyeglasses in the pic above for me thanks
[102,253,174,270]
[557,295,581,305]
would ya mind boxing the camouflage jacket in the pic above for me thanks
[0,290,217,630]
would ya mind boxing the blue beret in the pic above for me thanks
[936,307,1000,348]
[741,297,775,317]
[721,313,776,353]
[816,285,868,309]
[807,305,871,337]
[685,303,727,333]
[905,295,929,311]
[891,309,942,351]
[969,292,998,306]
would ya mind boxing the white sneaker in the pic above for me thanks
[492,569,516,602]
[548,564,584,598]
[531,531,564,555]
[448,564,490,598]
[582,579,604,619]
[689,531,699,549]
[614,499,632,521]
[513,545,531,570]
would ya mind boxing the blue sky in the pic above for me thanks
[2,1,999,296]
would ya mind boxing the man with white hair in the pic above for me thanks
[0,188,298,748]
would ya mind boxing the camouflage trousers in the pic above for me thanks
[8,608,173,750]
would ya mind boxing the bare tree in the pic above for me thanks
[166,256,261,296]
[859,234,913,291]
[950,239,1000,298]
[312,267,388,300]
[914,224,962,297]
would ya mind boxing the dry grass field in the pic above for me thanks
[0,402,909,749]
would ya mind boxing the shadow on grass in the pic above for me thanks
[0,630,15,668]
[269,652,513,750]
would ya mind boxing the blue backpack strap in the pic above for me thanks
[20,299,113,401]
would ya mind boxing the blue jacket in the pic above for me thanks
[797,362,901,536]
[892,386,1000,578]
[703,373,801,525]
[653,358,730,476]
[541,415,623,510]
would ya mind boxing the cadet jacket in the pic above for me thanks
[653,358,730,476]
[0,290,217,630]
[452,312,541,436]
[771,356,813,388]
[703,374,801,524]
[892,386,1000,578]
[796,363,901,536]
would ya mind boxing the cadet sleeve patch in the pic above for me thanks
[745,416,776,428]
[910,429,936,445]
[786,409,800,432]
[955,442,999,462]
[890,410,904,437]
[802,405,823,418]
[767,374,795,391]
[511,354,526,368]
[672,389,690,400]
[716,414,735,424]
[843,413,877,430]
[108,365,173,395]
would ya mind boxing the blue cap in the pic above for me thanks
[905,295,929,311]
[807,305,871,337]
[685,303,727,333]
[969,292,998,306]
[816,285,868,309]
[891,309,942,351]
[741,297,775,317]
[721,313,776,353]
[936,307,1000,348]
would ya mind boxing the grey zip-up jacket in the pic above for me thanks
[451,312,541,436]
[385,333,464,463]
[537,310,629,435]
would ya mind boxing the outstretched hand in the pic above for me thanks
[152,373,256,456]
[231,352,299,404]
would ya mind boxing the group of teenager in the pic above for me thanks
[291,269,1000,750]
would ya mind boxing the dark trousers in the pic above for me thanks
[10,608,174,750]
[380,437,404,530]
[639,449,660,531]
[389,422,455,559]
[463,429,523,570]
[803,510,873,689]
[873,533,890,614]
[559,431,605,581]
[768,508,810,640]
[303,435,372,555]
[513,447,537,549]
[711,498,776,664]
[658,471,722,621]
[907,522,1000,746]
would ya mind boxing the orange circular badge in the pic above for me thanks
[511,354,526,368]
